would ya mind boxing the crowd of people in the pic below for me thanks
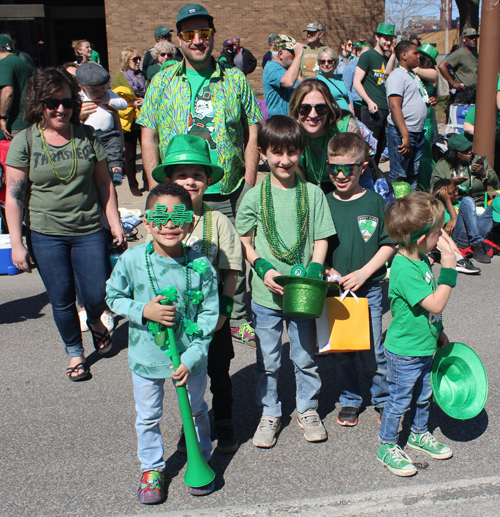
[1,1,499,506]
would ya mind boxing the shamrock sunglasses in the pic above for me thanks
[145,203,194,227]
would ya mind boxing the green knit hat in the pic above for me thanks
[419,42,438,65]
[374,23,395,37]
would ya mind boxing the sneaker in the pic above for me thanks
[406,431,453,459]
[138,470,164,504]
[112,172,123,186]
[177,429,187,454]
[101,311,115,332]
[456,257,481,274]
[252,416,281,448]
[471,242,491,264]
[79,310,89,332]
[215,420,239,453]
[375,406,384,424]
[187,480,215,496]
[297,410,327,442]
[337,406,359,427]
[377,443,417,477]
[231,323,256,349]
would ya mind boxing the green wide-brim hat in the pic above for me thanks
[374,23,395,37]
[274,276,339,319]
[419,42,438,65]
[431,342,488,420]
[152,134,224,184]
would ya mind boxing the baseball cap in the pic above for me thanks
[177,4,213,27]
[154,26,173,38]
[447,133,472,152]
[268,33,279,45]
[223,39,234,48]
[303,21,323,32]
[273,34,297,52]
[463,28,479,38]
[0,34,13,51]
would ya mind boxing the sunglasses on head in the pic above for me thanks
[179,28,213,42]
[319,59,334,65]
[44,98,75,110]
[298,103,329,116]
[328,163,363,177]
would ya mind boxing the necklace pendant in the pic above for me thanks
[291,264,306,277]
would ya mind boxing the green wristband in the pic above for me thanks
[220,295,234,318]
[437,267,458,288]
[253,258,275,280]
[306,262,324,280]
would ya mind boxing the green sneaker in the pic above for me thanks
[231,322,256,349]
[406,431,453,459]
[377,443,417,477]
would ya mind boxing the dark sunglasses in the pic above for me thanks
[179,28,213,42]
[298,103,329,116]
[461,147,473,154]
[328,163,363,177]
[319,59,334,65]
[44,98,75,110]
[158,52,171,57]
[130,56,141,62]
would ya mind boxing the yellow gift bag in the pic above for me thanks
[317,289,371,353]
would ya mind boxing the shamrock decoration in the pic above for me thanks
[188,289,204,304]
[189,258,209,275]
[148,320,162,336]
[360,220,374,233]
[184,318,202,338]
[145,203,194,228]
[158,286,178,303]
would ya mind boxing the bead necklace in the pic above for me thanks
[39,123,78,183]
[405,69,429,104]
[260,173,309,265]
[185,202,213,259]
[397,251,442,338]
[305,134,328,185]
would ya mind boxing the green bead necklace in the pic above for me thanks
[201,202,213,258]
[304,134,328,185]
[260,173,309,266]
[39,123,78,184]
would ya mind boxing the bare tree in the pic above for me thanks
[386,0,442,34]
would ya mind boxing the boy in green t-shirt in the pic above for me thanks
[325,133,395,427]
[378,191,457,477]
[236,115,336,448]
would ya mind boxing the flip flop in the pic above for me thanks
[66,362,90,382]
[89,326,113,355]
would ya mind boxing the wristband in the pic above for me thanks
[253,258,275,280]
[437,267,458,288]
[306,262,324,280]
[219,295,234,318]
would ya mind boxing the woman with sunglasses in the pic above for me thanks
[315,48,354,116]
[289,78,363,193]
[146,40,177,81]
[5,67,125,380]
[111,48,146,197]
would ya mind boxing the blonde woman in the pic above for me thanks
[72,39,92,64]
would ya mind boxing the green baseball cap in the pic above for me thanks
[463,28,479,38]
[447,133,472,152]
[152,134,224,184]
[154,26,173,38]
[374,23,395,37]
[177,4,213,27]
[419,42,438,65]
[0,34,13,50]
[431,342,488,420]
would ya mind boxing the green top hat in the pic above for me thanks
[392,181,413,199]
[431,342,488,420]
[374,23,395,37]
[152,134,224,184]
[419,42,438,65]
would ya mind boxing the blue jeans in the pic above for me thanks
[252,300,321,418]
[387,124,425,190]
[452,197,494,248]
[132,369,212,472]
[379,350,433,444]
[334,283,388,409]
[28,229,110,357]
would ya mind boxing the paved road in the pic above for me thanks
[1,180,499,516]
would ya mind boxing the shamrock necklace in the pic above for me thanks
[304,134,328,186]
[39,123,78,184]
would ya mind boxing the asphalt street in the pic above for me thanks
[1,179,500,516]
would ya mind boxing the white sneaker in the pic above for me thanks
[252,416,281,448]
[297,410,328,442]
[79,310,89,332]
[112,172,123,186]
[101,311,115,332]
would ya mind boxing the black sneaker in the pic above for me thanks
[456,257,481,274]
[177,430,187,454]
[471,242,491,264]
[337,406,359,427]
[215,420,239,453]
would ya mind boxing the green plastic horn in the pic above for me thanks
[157,300,216,488]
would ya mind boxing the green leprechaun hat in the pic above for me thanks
[431,342,488,420]
[374,23,395,37]
[419,42,438,66]
[274,276,339,319]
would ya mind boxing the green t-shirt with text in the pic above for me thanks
[356,49,389,110]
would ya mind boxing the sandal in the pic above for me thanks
[66,362,90,382]
[89,326,113,355]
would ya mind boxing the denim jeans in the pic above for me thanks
[252,300,321,418]
[379,349,433,444]
[452,196,494,248]
[132,369,212,472]
[334,283,388,409]
[28,229,110,357]
[387,124,425,190]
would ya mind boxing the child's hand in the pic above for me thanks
[428,96,437,107]
[439,186,451,201]
[171,363,190,386]
[440,249,457,270]
[324,267,341,279]
[341,269,367,292]
[80,101,98,121]
[444,218,456,235]
[143,295,176,326]
[437,331,449,349]
[264,269,284,295]
[398,136,411,156]
[215,315,226,332]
